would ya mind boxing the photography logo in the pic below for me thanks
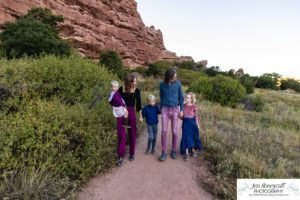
[237,179,300,200]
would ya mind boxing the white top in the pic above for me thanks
[108,91,127,117]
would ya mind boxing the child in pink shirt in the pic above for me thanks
[179,92,202,160]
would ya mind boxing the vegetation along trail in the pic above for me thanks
[79,120,213,200]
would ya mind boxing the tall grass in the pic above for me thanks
[198,88,300,199]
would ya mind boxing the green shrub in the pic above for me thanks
[0,55,120,198]
[138,77,159,92]
[24,7,64,34]
[239,74,256,94]
[99,50,123,73]
[178,60,195,69]
[188,75,246,107]
[205,66,222,77]
[255,73,281,90]
[195,63,206,71]
[0,98,117,183]
[280,79,300,92]
[242,94,264,112]
[117,67,132,80]
[0,55,118,105]
[147,61,172,77]
[147,63,161,77]
[0,8,71,59]
[177,68,205,85]
[99,50,131,79]
[133,66,148,76]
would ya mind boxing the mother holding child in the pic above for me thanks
[108,74,142,166]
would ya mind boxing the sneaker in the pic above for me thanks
[129,155,135,161]
[151,148,156,154]
[191,150,197,157]
[123,118,131,128]
[159,152,168,161]
[171,150,177,159]
[117,157,123,166]
[145,146,151,154]
[184,154,189,161]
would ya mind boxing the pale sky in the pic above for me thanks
[135,0,300,78]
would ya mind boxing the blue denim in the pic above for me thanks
[147,123,158,150]
[159,81,184,111]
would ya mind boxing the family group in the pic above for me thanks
[108,69,202,166]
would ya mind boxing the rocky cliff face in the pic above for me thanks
[0,0,193,68]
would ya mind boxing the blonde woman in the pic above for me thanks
[179,92,202,161]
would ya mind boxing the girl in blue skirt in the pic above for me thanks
[180,92,202,160]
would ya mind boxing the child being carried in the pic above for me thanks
[108,80,130,128]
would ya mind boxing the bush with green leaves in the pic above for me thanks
[177,68,205,85]
[188,75,246,107]
[138,77,159,92]
[133,66,148,76]
[280,79,300,92]
[98,50,131,79]
[178,60,195,69]
[0,8,71,59]
[0,55,119,198]
[24,7,64,34]
[239,74,256,94]
[242,94,264,112]
[204,66,222,76]
[255,73,281,90]
[0,55,118,105]
[99,50,123,73]
[146,61,172,77]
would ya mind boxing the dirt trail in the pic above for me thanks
[79,120,213,200]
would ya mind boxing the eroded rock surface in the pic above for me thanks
[0,0,193,68]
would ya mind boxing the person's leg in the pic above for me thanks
[170,106,180,151]
[146,124,153,153]
[116,117,126,157]
[184,148,189,161]
[185,148,189,155]
[127,107,137,157]
[161,107,170,153]
[152,124,158,153]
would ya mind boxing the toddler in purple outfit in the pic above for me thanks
[108,81,128,120]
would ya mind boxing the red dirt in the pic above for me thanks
[78,120,213,200]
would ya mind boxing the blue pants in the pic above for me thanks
[147,123,158,150]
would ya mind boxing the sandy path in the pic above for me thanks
[78,120,213,200]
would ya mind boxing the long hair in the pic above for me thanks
[124,74,136,93]
[164,68,176,84]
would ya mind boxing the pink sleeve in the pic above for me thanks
[194,105,199,124]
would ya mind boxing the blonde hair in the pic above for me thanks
[147,94,155,103]
[111,80,119,87]
[186,92,196,104]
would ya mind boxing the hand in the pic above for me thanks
[124,109,128,118]
[179,111,183,118]
[139,117,143,122]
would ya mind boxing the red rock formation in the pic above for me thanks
[0,0,192,69]
[197,60,208,69]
